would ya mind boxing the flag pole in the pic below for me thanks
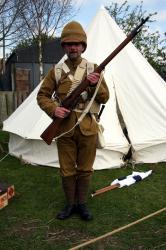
[91,183,120,197]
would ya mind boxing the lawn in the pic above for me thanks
[0,130,165,250]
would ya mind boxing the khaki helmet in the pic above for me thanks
[61,21,87,51]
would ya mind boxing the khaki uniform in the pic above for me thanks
[37,56,109,177]
[38,21,110,219]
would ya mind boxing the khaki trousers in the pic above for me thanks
[57,126,97,177]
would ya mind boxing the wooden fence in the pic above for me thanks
[0,91,29,123]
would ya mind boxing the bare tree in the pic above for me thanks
[0,0,24,73]
[17,0,76,80]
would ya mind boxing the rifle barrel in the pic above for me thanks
[96,16,150,73]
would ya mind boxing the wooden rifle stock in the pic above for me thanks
[40,16,149,145]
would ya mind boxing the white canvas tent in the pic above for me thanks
[3,7,166,169]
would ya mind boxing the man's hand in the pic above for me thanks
[87,72,100,86]
[54,107,70,118]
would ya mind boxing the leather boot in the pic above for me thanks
[57,204,77,220]
[77,203,93,221]
[57,176,77,220]
[76,175,93,221]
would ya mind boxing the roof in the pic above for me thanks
[6,38,64,64]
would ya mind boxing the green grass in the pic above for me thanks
[0,131,165,250]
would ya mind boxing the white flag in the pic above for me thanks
[111,170,152,188]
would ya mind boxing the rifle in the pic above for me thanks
[40,16,149,145]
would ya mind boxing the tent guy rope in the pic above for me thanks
[69,207,166,250]
[0,152,9,162]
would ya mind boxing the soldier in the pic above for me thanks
[37,21,109,221]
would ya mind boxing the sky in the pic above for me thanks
[1,0,165,58]
[73,0,166,36]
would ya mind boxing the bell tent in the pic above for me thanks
[3,7,166,169]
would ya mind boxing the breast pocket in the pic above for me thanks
[57,78,72,101]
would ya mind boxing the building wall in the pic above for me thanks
[14,63,54,91]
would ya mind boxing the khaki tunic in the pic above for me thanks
[37,57,109,176]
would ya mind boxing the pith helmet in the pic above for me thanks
[61,21,87,51]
